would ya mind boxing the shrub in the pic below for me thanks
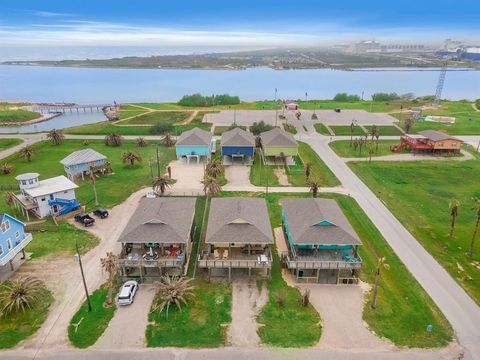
[250,120,274,135]
[178,93,240,107]
[333,93,361,102]
[372,92,400,101]
[0,163,14,175]
[150,122,173,135]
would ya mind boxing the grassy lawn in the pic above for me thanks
[118,110,147,120]
[213,125,247,136]
[314,123,331,135]
[187,196,208,276]
[330,125,366,136]
[259,192,452,347]
[283,123,297,135]
[249,152,280,187]
[0,285,53,349]
[0,109,40,124]
[350,155,480,305]
[68,285,116,348]
[329,140,405,158]
[146,280,231,347]
[297,99,423,113]
[365,125,403,136]
[119,111,192,125]
[127,102,184,110]
[0,138,23,150]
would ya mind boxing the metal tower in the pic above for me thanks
[434,61,448,106]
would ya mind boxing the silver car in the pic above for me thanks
[117,280,138,306]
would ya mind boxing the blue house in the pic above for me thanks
[60,148,108,180]
[175,128,213,164]
[221,127,255,165]
[0,214,32,271]
[281,198,362,284]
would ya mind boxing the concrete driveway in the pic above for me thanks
[95,284,156,349]
[168,160,204,193]
[224,165,251,187]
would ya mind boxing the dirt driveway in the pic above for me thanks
[224,166,251,187]
[95,284,156,349]
[168,160,204,193]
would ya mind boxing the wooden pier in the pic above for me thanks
[33,103,117,114]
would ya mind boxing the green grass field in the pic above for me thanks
[365,125,404,136]
[0,138,23,150]
[119,111,192,125]
[118,110,147,120]
[0,109,40,124]
[249,152,280,187]
[329,140,405,158]
[350,154,480,305]
[213,125,247,136]
[146,280,231,347]
[330,125,366,136]
[297,99,425,113]
[314,123,331,135]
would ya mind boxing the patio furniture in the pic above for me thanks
[223,249,229,260]
[214,249,220,260]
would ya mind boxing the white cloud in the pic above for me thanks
[32,10,74,18]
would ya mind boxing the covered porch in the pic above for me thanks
[11,193,38,221]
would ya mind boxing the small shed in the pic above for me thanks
[260,128,298,163]
[60,149,108,180]
[221,127,255,165]
[175,128,213,164]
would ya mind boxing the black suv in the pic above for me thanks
[74,213,95,227]
[93,208,109,219]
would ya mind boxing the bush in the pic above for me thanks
[178,93,240,107]
[476,99,480,109]
[250,121,274,135]
[372,92,400,101]
[333,93,361,102]
[150,122,173,135]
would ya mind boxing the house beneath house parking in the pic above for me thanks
[12,173,80,220]
[281,198,363,284]
[116,197,196,281]
[395,130,463,155]
[175,127,214,164]
[60,148,109,180]
[0,214,32,273]
[260,128,298,165]
[198,197,274,281]
[221,127,255,165]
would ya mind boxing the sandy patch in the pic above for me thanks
[273,168,290,186]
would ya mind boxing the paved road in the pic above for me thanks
[300,134,480,360]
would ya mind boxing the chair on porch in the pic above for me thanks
[223,249,229,260]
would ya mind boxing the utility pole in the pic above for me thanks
[156,145,160,177]
[274,88,277,103]
[75,240,92,312]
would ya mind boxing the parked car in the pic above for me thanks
[93,208,109,218]
[146,191,157,198]
[117,280,138,306]
[334,108,341,113]
[74,213,95,227]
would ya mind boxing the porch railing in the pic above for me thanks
[116,257,184,268]
[283,254,363,270]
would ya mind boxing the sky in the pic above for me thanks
[0,0,478,59]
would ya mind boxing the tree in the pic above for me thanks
[152,176,173,195]
[0,276,44,316]
[19,145,36,162]
[100,252,118,306]
[0,163,14,175]
[358,138,365,156]
[311,113,318,120]
[255,136,262,148]
[304,162,312,180]
[367,140,375,163]
[202,175,222,196]
[161,132,175,147]
[404,116,414,134]
[308,179,321,198]
[371,257,389,309]
[151,276,195,318]
[121,151,142,167]
[135,137,148,147]
[46,129,64,145]
[373,126,380,154]
[150,123,173,135]
[468,198,480,257]
[105,133,123,147]
[206,159,223,179]
[349,121,356,147]
[449,199,460,239]
[250,121,274,135]
[353,138,359,152]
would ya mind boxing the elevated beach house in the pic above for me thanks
[397,130,463,155]
[198,197,274,281]
[281,198,362,284]
[175,127,214,164]
[12,173,80,220]
[220,127,256,165]
[60,148,109,180]
[260,128,298,164]
[116,197,196,280]
[0,214,32,272]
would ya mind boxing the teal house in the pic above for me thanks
[0,214,32,272]
[175,128,213,164]
[281,198,362,284]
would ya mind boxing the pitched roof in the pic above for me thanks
[0,213,25,227]
[417,130,462,142]
[117,197,196,244]
[60,149,107,166]
[206,198,273,245]
[221,127,255,147]
[282,198,362,246]
[24,176,78,198]
[176,127,212,146]
[260,128,297,147]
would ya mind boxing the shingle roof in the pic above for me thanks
[221,127,255,147]
[282,198,362,246]
[24,176,78,198]
[417,130,461,142]
[206,198,273,245]
[117,197,196,244]
[176,127,212,146]
[60,149,107,166]
[260,128,297,147]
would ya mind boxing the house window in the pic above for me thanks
[438,142,444,147]
[6,238,12,250]
[1,220,10,233]
[64,191,68,194]
[15,231,20,238]
[22,180,27,185]
[452,142,457,147]
[41,198,46,202]
[49,194,54,200]
[29,179,34,184]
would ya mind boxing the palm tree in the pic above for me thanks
[0,163,14,175]
[46,129,64,145]
[449,199,460,239]
[367,141,374,163]
[121,151,142,167]
[151,276,195,319]
[135,137,148,147]
[19,145,36,162]
[371,257,389,309]
[161,132,175,147]
[350,121,356,147]
[4,192,13,207]
[255,136,262,148]
[202,175,222,196]
[468,198,480,257]
[304,162,312,180]
[308,179,321,198]
[104,132,123,147]
[152,176,173,195]
[206,159,223,178]
[0,276,44,316]
[100,252,118,306]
